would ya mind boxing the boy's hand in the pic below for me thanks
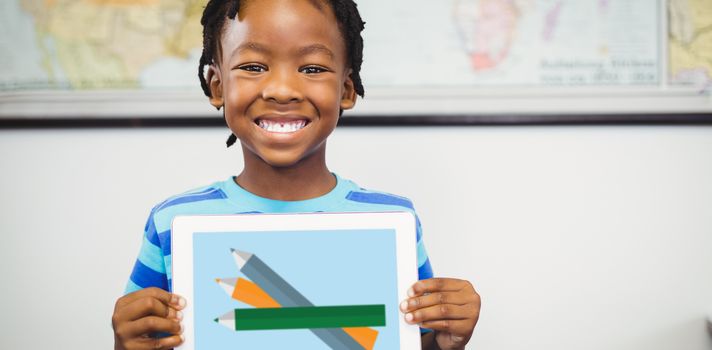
[400,278,480,350]
[112,287,186,350]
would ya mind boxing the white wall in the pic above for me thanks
[1,126,711,350]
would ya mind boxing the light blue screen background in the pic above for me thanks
[193,229,401,349]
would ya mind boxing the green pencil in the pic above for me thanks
[215,304,386,331]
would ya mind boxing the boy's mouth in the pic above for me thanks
[256,118,309,133]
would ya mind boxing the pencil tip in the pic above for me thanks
[230,248,252,268]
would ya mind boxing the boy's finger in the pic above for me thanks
[151,334,185,349]
[400,291,477,313]
[166,307,184,321]
[419,319,473,336]
[403,303,475,325]
[408,278,471,297]
[118,316,183,339]
[114,296,179,323]
[124,334,184,350]
[116,288,180,310]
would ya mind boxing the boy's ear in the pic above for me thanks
[340,70,357,110]
[206,65,224,109]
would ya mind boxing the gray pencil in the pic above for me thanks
[230,248,364,350]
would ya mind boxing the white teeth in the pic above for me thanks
[258,120,307,133]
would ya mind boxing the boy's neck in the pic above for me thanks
[235,147,337,201]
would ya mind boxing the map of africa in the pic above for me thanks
[0,0,709,91]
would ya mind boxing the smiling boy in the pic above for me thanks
[112,1,480,349]
[205,0,351,200]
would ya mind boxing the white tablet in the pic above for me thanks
[172,211,421,350]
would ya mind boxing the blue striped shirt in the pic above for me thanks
[126,174,434,294]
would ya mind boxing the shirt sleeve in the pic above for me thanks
[415,214,434,280]
[125,209,169,294]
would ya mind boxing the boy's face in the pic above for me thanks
[207,0,356,168]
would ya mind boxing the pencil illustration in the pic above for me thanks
[216,277,379,350]
[214,304,386,331]
[230,248,312,308]
[214,249,386,350]
[216,277,280,308]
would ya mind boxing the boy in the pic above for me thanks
[111,0,480,349]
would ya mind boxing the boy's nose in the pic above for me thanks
[261,69,304,104]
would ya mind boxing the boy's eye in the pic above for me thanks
[238,64,266,72]
[300,66,328,74]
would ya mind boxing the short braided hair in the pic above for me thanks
[198,0,366,147]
